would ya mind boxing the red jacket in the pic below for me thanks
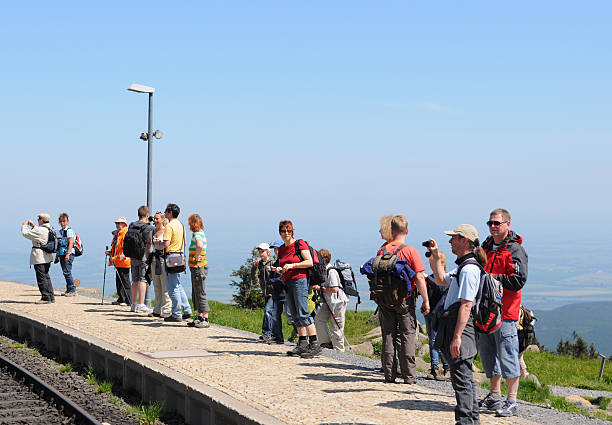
[482,230,528,321]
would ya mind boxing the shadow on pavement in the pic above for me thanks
[378,398,455,412]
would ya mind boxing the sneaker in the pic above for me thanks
[258,335,264,340]
[135,304,152,314]
[495,400,518,417]
[64,291,77,297]
[194,318,210,329]
[130,303,137,312]
[119,302,128,306]
[403,378,417,384]
[287,340,309,356]
[148,312,161,318]
[112,300,122,305]
[35,299,53,304]
[261,335,273,344]
[164,316,183,322]
[273,339,285,345]
[426,366,438,380]
[182,313,193,320]
[299,342,322,358]
[479,393,503,411]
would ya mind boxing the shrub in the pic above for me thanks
[229,247,265,309]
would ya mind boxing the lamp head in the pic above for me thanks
[128,83,155,94]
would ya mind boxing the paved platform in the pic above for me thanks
[0,280,534,425]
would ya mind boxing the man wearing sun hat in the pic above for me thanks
[427,223,486,425]
[252,242,285,344]
[105,216,132,306]
[21,213,56,303]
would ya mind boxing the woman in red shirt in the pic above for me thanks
[274,220,321,358]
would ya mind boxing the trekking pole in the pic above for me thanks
[101,246,108,305]
[320,291,352,351]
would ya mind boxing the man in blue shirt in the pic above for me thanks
[428,224,485,425]
[57,212,77,296]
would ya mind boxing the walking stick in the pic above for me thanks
[101,246,108,305]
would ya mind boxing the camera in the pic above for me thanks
[422,240,432,258]
[148,216,154,223]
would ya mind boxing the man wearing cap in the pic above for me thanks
[428,224,485,425]
[252,242,285,344]
[477,208,528,417]
[105,217,132,306]
[21,214,56,303]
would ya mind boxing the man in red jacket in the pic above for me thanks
[477,208,528,417]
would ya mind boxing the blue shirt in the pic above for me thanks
[443,263,480,310]
[59,227,76,255]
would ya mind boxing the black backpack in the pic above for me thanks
[328,259,361,309]
[369,244,413,309]
[457,258,503,334]
[294,239,326,286]
[518,305,536,352]
[123,221,149,259]
[38,226,61,254]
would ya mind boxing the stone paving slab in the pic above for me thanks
[0,281,536,425]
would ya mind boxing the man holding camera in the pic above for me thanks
[429,224,483,425]
[21,213,56,304]
[477,208,528,417]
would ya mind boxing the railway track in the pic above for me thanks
[0,353,102,425]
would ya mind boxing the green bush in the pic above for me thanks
[229,248,265,309]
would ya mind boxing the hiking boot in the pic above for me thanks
[495,400,518,417]
[287,340,309,356]
[61,291,77,297]
[182,313,193,320]
[320,342,333,349]
[299,342,322,358]
[194,318,210,329]
[403,378,417,384]
[435,367,448,381]
[111,300,122,305]
[148,312,161,318]
[35,299,53,304]
[273,339,285,345]
[426,366,438,380]
[164,316,183,322]
[479,393,503,411]
[260,335,273,344]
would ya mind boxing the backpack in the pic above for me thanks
[123,221,149,259]
[518,305,536,352]
[294,239,326,286]
[369,244,413,309]
[457,258,503,334]
[38,226,60,253]
[62,227,83,257]
[329,259,361,310]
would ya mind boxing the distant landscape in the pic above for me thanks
[534,301,612,356]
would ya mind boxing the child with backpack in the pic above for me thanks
[313,249,349,351]
[56,212,78,296]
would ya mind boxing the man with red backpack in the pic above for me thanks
[477,208,528,417]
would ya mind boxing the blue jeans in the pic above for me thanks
[284,278,313,327]
[165,258,192,318]
[60,254,76,293]
[262,288,285,340]
[424,314,448,369]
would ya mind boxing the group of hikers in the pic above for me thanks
[21,205,528,425]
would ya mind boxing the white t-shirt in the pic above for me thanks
[443,263,480,310]
[323,264,348,312]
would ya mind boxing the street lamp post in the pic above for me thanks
[128,83,162,308]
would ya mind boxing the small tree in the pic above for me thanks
[556,330,599,359]
[229,247,265,309]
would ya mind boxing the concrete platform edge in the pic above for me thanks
[0,305,287,425]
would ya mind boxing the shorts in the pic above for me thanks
[130,258,147,283]
[477,319,520,379]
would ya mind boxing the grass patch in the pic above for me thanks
[59,363,73,373]
[207,300,377,344]
[139,401,164,425]
[86,365,99,386]
[600,397,611,410]
[7,342,28,349]
[29,347,39,355]
[97,380,113,393]
[523,351,612,391]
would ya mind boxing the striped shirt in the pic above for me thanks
[189,230,207,267]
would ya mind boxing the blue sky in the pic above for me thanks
[2,2,611,297]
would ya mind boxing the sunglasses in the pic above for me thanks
[487,220,507,227]
[279,229,292,234]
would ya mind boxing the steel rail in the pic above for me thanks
[0,352,103,425]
